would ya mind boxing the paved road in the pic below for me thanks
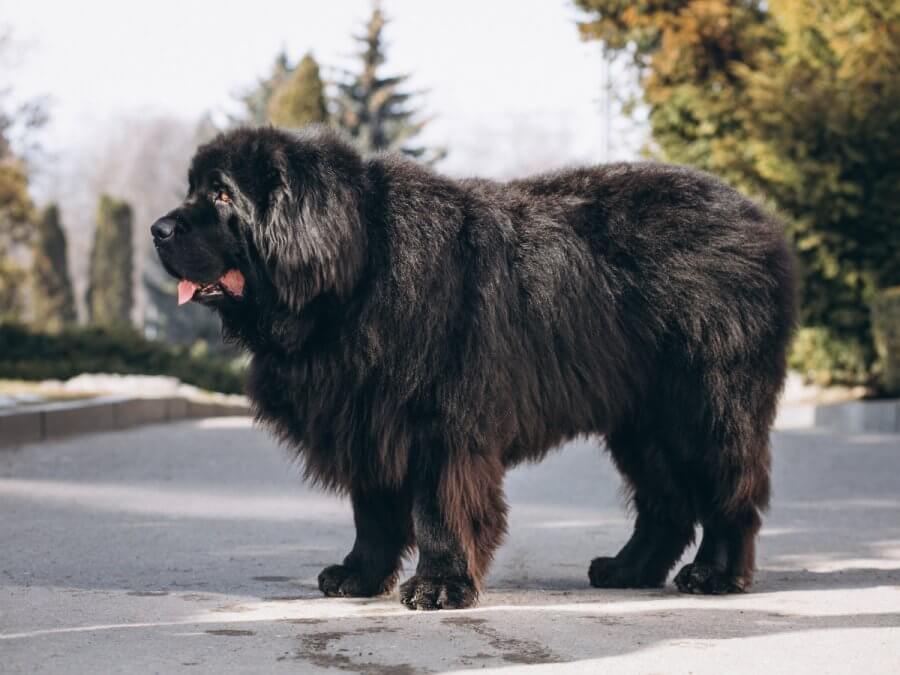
[1,413,898,674]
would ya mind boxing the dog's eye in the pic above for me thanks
[215,190,231,204]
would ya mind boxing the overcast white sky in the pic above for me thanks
[3,0,642,177]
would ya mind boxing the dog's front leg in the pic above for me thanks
[399,453,507,610]
[318,488,412,597]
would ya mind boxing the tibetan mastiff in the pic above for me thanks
[152,125,796,610]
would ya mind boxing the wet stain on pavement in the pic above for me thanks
[282,624,423,674]
[205,629,256,637]
[263,595,307,601]
[578,614,633,626]
[126,591,169,597]
[442,616,559,665]
[212,604,254,613]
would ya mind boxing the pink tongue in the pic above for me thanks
[177,280,198,306]
[219,269,245,297]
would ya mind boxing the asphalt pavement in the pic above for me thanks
[1,409,898,673]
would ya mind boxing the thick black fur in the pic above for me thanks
[152,125,796,610]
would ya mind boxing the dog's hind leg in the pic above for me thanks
[318,487,413,597]
[674,360,777,594]
[674,507,763,594]
[590,424,697,589]
[674,424,772,594]
[399,450,507,610]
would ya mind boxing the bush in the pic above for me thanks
[872,287,900,396]
[789,326,871,388]
[0,323,246,394]
[576,0,900,387]
[0,258,25,323]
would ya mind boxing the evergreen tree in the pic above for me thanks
[86,195,133,327]
[31,203,76,331]
[0,124,36,324]
[575,0,900,383]
[0,160,32,323]
[738,0,900,370]
[267,53,328,128]
[333,4,444,162]
[236,51,292,126]
[1,31,48,323]
[0,257,23,323]
[0,160,34,252]
[575,0,780,190]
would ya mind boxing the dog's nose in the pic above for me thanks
[151,217,176,241]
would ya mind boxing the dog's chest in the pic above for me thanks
[248,350,409,488]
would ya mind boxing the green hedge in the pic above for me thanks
[872,287,900,396]
[0,323,246,394]
[789,327,871,389]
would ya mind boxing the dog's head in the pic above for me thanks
[152,125,367,316]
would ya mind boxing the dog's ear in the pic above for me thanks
[251,139,367,313]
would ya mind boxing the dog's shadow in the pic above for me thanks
[484,565,900,598]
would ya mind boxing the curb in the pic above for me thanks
[0,396,250,450]
[813,398,900,434]
[5,395,894,447]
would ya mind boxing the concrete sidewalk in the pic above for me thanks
[1,416,898,673]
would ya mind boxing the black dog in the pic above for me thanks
[152,125,796,610]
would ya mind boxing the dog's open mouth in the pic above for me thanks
[177,269,245,305]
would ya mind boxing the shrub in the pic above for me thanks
[576,0,900,385]
[871,287,900,396]
[0,323,245,394]
[789,327,871,388]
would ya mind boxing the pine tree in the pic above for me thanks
[0,160,32,323]
[0,160,34,252]
[333,4,444,162]
[87,195,133,327]
[575,0,780,191]
[0,30,47,322]
[236,51,292,126]
[31,203,76,331]
[575,0,900,384]
[267,53,328,128]
[738,0,900,370]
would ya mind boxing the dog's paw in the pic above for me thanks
[673,563,749,594]
[588,556,663,589]
[399,574,477,610]
[317,564,394,598]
